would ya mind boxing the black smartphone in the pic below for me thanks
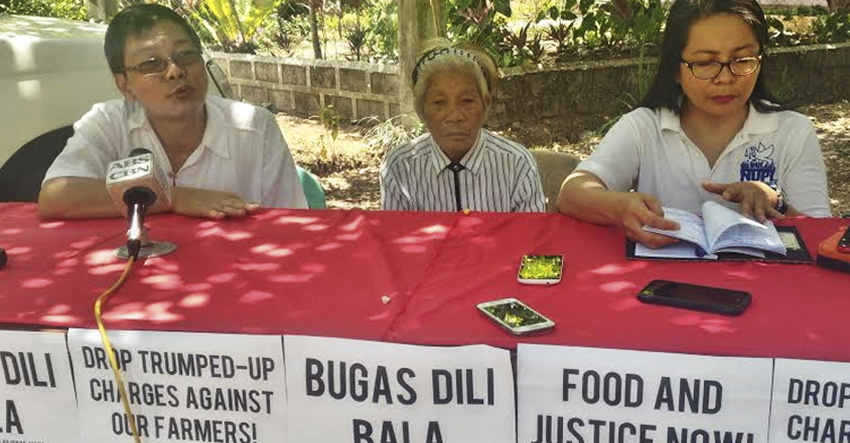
[637,280,751,316]
[837,225,850,254]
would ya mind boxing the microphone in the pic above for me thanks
[106,148,176,259]
[124,186,157,259]
[106,148,171,216]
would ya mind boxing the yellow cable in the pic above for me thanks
[94,255,142,443]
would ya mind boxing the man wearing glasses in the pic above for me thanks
[557,0,829,248]
[39,4,307,219]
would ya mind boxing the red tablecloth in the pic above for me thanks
[1,203,849,362]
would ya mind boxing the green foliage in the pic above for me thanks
[344,23,367,60]
[319,105,340,141]
[363,0,396,61]
[0,0,87,20]
[363,116,425,160]
[546,22,573,53]
[177,0,283,53]
[502,23,532,65]
[528,32,545,64]
[811,11,850,43]
[562,0,665,50]
[447,0,512,66]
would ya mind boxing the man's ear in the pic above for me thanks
[113,73,136,101]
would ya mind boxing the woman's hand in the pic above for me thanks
[172,187,259,219]
[615,192,681,249]
[702,181,784,222]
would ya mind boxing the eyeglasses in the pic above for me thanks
[680,55,762,80]
[123,50,204,75]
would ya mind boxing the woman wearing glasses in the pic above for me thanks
[39,4,307,219]
[556,0,829,248]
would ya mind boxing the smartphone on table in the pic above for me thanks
[517,254,564,285]
[837,225,850,253]
[637,280,752,316]
[477,298,555,335]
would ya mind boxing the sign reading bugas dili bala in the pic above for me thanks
[0,331,79,443]
[769,358,850,443]
[68,328,286,443]
[284,335,515,443]
[517,345,773,443]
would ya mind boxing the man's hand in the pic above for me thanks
[616,192,680,249]
[702,181,784,222]
[172,187,259,219]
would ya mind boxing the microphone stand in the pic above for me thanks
[115,202,177,260]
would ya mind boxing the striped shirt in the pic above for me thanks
[380,129,546,212]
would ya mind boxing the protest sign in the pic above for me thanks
[0,330,79,443]
[517,344,773,443]
[68,328,286,443]
[770,358,850,443]
[284,335,515,443]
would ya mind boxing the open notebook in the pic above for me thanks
[626,201,813,263]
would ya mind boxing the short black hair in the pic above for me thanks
[638,0,782,114]
[104,3,202,74]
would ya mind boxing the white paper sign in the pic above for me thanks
[769,358,850,443]
[284,335,515,443]
[518,344,773,443]
[0,330,79,443]
[68,328,286,443]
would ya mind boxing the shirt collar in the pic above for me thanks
[428,129,485,174]
[125,97,230,160]
[659,103,777,137]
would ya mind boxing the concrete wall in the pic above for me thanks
[212,52,401,121]
[214,42,850,138]
[491,42,850,138]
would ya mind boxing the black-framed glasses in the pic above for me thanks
[680,55,762,80]
[123,50,204,75]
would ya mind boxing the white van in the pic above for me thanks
[0,14,233,201]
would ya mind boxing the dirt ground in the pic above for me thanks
[277,101,850,216]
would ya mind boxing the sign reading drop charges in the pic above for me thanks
[769,358,850,443]
[284,335,516,443]
[0,331,79,443]
[517,345,773,443]
[68,328,287,443]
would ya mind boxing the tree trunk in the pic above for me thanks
[85,0,118,21]
[397,0,448,125]
[310,0,323,59]
[826,0,850,12]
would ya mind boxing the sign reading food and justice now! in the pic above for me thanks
[769,358,850,443]
[68,328,287,443]
[517,345,773,443]
[284,335,515,443]
[0,330,79,443]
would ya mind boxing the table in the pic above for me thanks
[1,203,849,362]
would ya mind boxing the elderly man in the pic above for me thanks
[38,4,307,219]
[380,41,545,212]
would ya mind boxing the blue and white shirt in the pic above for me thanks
[380,129,546,212]
[577,105,830,217]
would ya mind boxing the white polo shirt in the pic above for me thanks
[44,96,308,209]
[380,129,546,212]
[577,105,830,216]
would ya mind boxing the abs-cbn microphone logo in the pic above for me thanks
[107,153,153,181]
[106,149,171,215]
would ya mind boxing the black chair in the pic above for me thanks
[0,127,73,202]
